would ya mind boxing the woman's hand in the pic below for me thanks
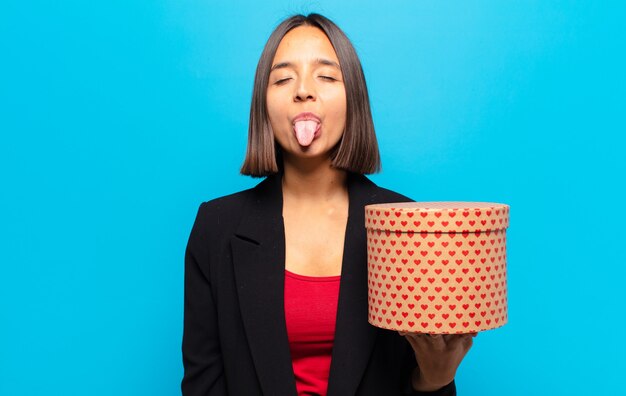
[399,332,477,392]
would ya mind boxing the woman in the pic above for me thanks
[182,13,474,396]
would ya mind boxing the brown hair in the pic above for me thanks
[240,13,381,177]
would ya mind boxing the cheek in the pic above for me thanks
[265,95,283,131]
[327,94,347,130]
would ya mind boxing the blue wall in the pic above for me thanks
[1,1,624,395]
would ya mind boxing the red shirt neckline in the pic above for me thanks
[284,269,341,282]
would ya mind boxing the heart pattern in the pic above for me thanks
[365,202,509,334]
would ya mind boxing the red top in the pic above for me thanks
[284,269,341,396]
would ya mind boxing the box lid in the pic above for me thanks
[365,202,509,233]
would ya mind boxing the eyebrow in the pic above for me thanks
[270,58,341,72]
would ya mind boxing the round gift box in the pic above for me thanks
[365,202,509,334]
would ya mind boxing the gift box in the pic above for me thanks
[365,202,509,334]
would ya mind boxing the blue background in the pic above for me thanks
[1,1,624,395]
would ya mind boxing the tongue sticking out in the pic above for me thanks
[293,120,319,147]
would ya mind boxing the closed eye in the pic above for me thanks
[274,78,292,85]
[319,76,336,81]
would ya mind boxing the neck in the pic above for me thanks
[281,156,348,202]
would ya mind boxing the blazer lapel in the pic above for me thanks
[326,173,381,396]
[231,174,298,396]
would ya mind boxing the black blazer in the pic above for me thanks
[181,173,456,396]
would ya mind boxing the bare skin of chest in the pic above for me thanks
[283,202,348,277]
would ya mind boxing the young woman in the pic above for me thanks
[182,13,475,396]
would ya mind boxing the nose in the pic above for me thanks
[294,75,316,102]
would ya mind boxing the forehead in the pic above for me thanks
[272,25,339,63]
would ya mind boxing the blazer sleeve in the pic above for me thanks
[408,381,456,396]
[181,203,228,395]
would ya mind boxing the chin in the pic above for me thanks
[285,145,333,161]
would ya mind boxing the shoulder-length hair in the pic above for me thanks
[240,13,381,177]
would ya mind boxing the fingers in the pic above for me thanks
[446,333,475,355]
[447,334,471,345]
[400,332,446,351]
[400,331,478,351]
[425,334,446,349]
[403,332,421,352]
[400,331,478,369]
[400,332,427,354]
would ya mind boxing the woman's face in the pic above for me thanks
[266,25,347,161]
